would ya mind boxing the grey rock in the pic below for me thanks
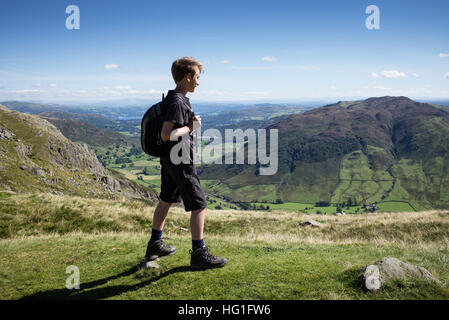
[43,177,62,185]
[67,177,80,187]
[300,220,322,227]
[28,167,45,176]
[358,265,382,291]
[0,127,15,140]
[358,257,438,292]
[140,259,160,269]
[14,142,32,158]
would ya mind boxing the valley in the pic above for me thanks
[2,96,449,213]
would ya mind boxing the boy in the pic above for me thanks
[145,57,227,270]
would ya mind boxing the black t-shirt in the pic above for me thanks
[161,90,194,163]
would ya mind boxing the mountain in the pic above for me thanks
[38,111,116,129]
[0,104,158,201]
[40,115,138,148]
[0,101,91,115]
[201,104,312,134]
[199,96,449,210]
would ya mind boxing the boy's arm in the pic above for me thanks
[161,115,201,142]
[161,121,192,142]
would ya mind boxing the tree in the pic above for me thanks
[347,198,353,207]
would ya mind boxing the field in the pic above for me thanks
[0,191,448,300]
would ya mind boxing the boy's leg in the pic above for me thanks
[152,199,172,231]
[191,207,206,250]
[189,207,227,270]
[190,207,206,241]
[145,200,177,261]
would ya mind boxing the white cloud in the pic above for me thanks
[262,56,277,62]
[114,85,132,90]
[371,72,380,78]
[49,83,57,88]
[243,91,268,95]
[125,90,140,94]
[199,90,229,96]
[411,73,419,78]
[220,60,231,64]
[12,89,41,94]
[439,53,449,58]
[373,86,392,90]
[104,64,119,71]
[381,70,407,78]
[445,72,449,79]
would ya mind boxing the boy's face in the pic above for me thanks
[186,67,200,93]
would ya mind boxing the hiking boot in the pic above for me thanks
[145,239,177,261]
[190,246,227,270]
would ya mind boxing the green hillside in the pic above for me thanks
[0,192,448,299]
[199,97,449,211]
[0,104,158,202]
[42,116,138,148]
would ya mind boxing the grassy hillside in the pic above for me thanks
[0,191,448,299]
[199,97,449,211]
[42,116,138,148]
[0,104,158,201]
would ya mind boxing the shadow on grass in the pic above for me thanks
[337,267,362,291]
[19,264,192,300]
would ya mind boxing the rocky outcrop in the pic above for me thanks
[47,138,107,176]
[0,104,158,202]
[14,142,33,158]
[0,127,15,140]
[358,257,438,292]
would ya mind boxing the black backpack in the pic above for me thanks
[141,93,166,157]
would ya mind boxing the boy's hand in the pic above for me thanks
[189,115,201,132]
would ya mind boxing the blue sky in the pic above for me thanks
[0,0,448,103]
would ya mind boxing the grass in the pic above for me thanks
[1,192,448,300]
[0,235,448,300]
[378,201,416,212]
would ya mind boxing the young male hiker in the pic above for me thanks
[145,57,227,270]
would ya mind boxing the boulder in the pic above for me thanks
[140,259,160,269]
[28,167,45,176]
[358,257,438,292]
[0,127,15,140]
[14,142,32,158]
[300,220,322,227]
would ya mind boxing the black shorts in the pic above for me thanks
[159,156,207,212]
